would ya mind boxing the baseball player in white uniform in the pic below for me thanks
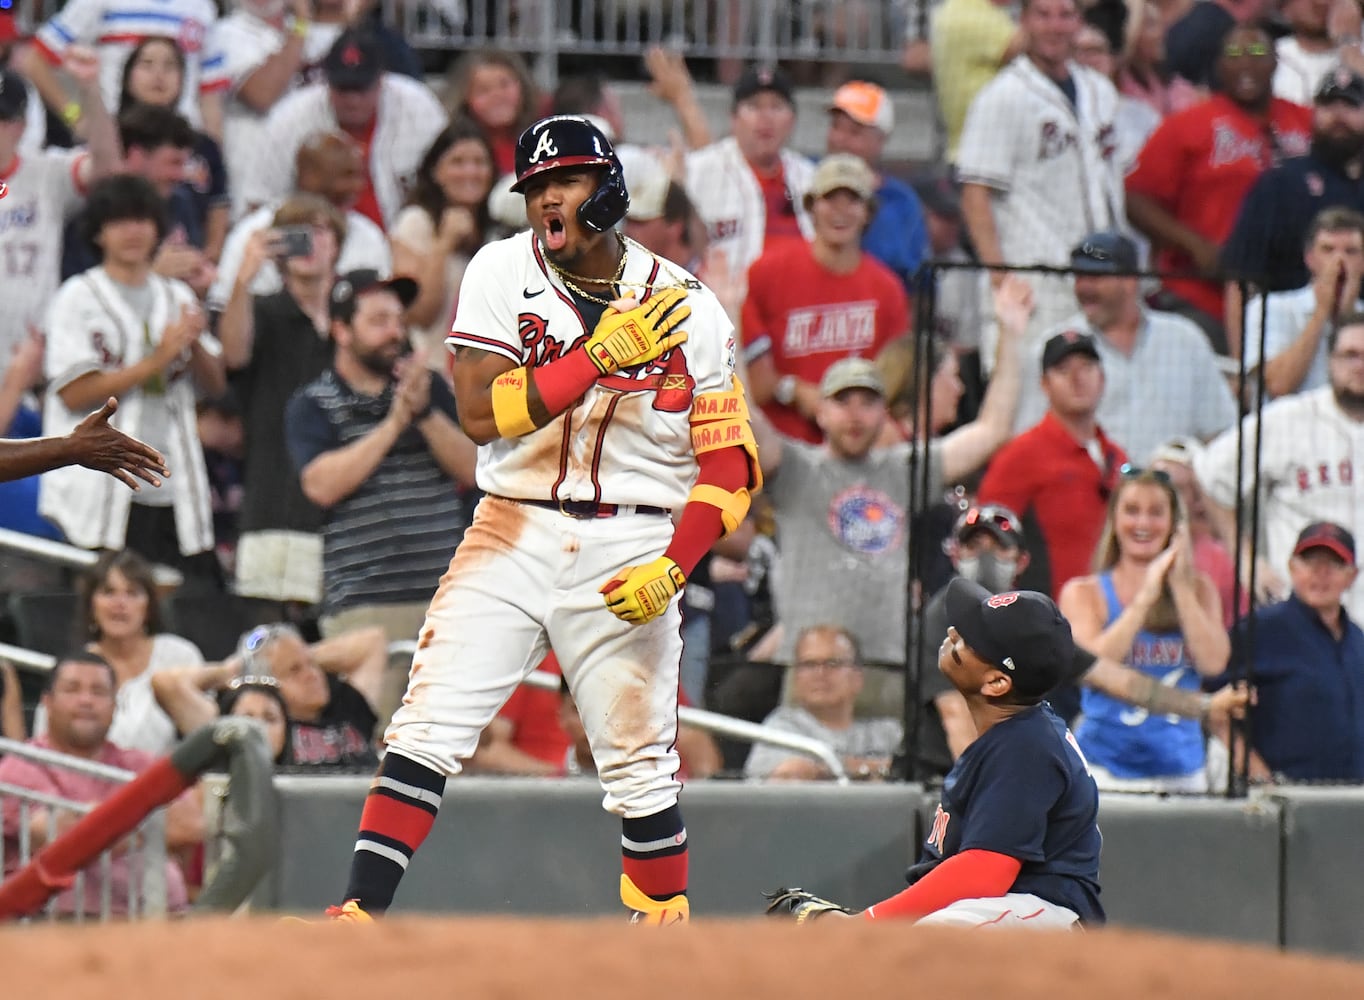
[0,56,118,363]
[326,116,760,926]
[1195,320,1364,621]
[956,0,1124,371]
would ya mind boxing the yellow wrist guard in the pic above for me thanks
[490,367,537,438]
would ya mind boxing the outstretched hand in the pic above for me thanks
[70,398,169,489]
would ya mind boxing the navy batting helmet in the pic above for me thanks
[511,115,630,233]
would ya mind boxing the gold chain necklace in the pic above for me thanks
[542,233,691,306]
[543,232,629,305]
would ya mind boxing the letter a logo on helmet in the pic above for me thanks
[529,129,559,165]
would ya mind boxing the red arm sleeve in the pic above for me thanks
[663,446,751,577]
[861,849,1022,921]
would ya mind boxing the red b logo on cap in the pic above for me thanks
[986,592,1021,608]
[342,44,362,67]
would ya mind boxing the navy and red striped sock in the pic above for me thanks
[621,804,688,900]
[343,751,446,914]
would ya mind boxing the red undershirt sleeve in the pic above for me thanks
[663,447,750,577]
[861,850,1023,921]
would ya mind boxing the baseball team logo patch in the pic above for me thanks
[986,592,1021,608]
[827,486,903,555]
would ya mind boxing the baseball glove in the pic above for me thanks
[763,887,856,924]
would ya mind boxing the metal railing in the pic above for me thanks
[0,736,168,921]
[390,639,850,782]
[0,528,183,588]
[381,0,921,87]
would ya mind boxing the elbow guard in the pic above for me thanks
[687,483,752,535]
[490,366,537,438]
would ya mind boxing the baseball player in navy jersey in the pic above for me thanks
[326,115,760,925]
[767,579,1104,928]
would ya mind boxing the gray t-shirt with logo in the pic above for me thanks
[744,705,904,778]
[767,439,943,667]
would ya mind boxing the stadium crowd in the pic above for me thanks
[1,0,1363,894]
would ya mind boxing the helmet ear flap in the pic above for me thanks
[577,163,630,233]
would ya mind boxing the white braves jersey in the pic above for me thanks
[212,11,342,220]
[244,75,447,227]
[447,231,735,509]
[956,56,1125,267]
[0,149,87,360]
[34,0,226,128]
[1195,386,1364,619]
[684,137,815,282]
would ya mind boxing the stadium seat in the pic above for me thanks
[163,589,250,662]
[6,591,80,658]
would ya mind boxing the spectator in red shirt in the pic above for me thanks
[977,330,1128,600]
[742,154,911,443]
[1126,22,1312,354]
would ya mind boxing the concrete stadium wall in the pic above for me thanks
[259,777,1360,955]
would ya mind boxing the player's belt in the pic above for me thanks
[507,497,672,519]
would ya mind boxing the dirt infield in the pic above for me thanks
[3,917,1363,998]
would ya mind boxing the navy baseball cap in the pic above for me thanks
[945,578,1075,699]
[1293,521,1356,565]
[1042,329,1101,370]
[330,269,418,321]
[733,64,795,108]
[324,30,385,91]
[1070,231,1138,275]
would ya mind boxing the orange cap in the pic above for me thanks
[830,81,894,133]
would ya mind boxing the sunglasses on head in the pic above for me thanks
[1119,463,1173,486]
[960,504,1023,537]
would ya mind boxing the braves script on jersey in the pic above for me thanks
[0,150,87,360]
[447,230,735,508]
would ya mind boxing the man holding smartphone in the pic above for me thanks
[218,193,346,627]
[208,130,392,317]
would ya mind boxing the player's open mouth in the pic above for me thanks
[545,216,568,251]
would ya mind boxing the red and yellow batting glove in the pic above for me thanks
[600,556,687,624]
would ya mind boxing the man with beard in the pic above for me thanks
[1195,317,1364,619]
[0,652,198,917]
[284,269,476,721]
[1222,69,1364,328]
[1126,22,1312,355]
[747,276,1028,718]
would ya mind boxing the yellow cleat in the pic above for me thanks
[620,874,689,926]
[324,899,375,924]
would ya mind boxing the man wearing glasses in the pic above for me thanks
[1196,317,1364,617]
[744,625,902,781]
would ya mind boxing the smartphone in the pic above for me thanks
[277,225,314,258]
